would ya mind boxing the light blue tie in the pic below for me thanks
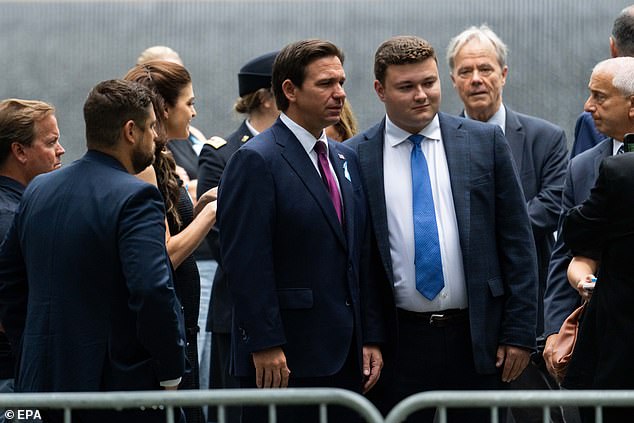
[409,134,445,300]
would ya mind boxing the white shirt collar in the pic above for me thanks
[613,138,624,155]
[465,104,506,134]
[245,119,260,136]
[280,112,329,155]
[385,114,442,147]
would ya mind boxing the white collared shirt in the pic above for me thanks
[245,119,260,136]
[383,114,467,312]
[279,113,342,199]
[465,104,506,134]
[613,138,624,155]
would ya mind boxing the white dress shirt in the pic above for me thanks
[279,113,342,199]
[613,138,624,155]
[383,114,467,312]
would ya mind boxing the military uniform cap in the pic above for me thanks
[238,51,279,97]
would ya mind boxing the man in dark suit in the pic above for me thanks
[569,5,634,158]
[0,98,64,420]
[197,52,279,423]
[446,25,568,421]
[0,80,186,422]
[544,57,632,380]
[217,39,385,423]
[345,36,537,423]
[560,58,634,423]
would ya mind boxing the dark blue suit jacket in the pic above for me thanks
[218,118,385,378]
[346,112,538,374]
[503,107,568,334]
[0,150,186,393]
[543,138,612,336]
[570,111,605,159]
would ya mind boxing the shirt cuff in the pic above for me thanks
[159,377,182,388]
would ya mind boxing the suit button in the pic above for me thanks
[345,298,352,307]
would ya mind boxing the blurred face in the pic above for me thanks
[283,55,346,138]
[584,69,634,141]
[165,83,196,140]
[450,39,507,122]
[22,113,64,182]
[131,106,158,174]
[375,58,441,134]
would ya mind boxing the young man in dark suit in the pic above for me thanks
[0,80,186,423]
[217,39,385,423]
[346,35,537,423]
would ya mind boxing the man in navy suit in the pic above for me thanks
[569,5,634,158]
[543,57,632,377]
[446,25,568,421]
[217,39,385,423]
[346,36,537,422]
[0,80,186,422]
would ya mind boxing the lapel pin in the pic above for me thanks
[338,153,345,160]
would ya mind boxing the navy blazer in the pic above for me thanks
[0,150,186,393]
[345,112,538,374]
[218,118,384,378]
[198,120,252,333]
[543,138,612,336]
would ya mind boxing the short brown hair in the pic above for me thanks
[374,36,437,84]
[272,39,344,112]
[0,99,55,165]
[83,79,154,149]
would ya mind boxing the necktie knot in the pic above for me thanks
[314,140,327,156]
[408,134,424,147]
[617,145,625,155]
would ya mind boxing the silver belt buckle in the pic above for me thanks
[429,313,445,325]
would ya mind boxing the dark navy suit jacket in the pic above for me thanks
[197,120,252,334]
[502,107,568,334]
[543,138,612,336]
[0,150,186,393]
[218,118,385,378]
[346,112,538,374]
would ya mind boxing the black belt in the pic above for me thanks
[397,308,469,327]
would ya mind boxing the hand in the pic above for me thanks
[252,346,291,388]
[575,273,596,302]
[542,333,560,381]
[194,186,218,216]
[496,345,530,383]
[361,345,383,394]
[174,165,190,184]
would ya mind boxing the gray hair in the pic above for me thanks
[593,57,634,97]
[446,24,508,71]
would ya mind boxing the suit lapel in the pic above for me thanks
[439,113,470,254]
[504,107,526,174]
[276,122,347,249]
[330,142,353,253]
[357,119,394,285]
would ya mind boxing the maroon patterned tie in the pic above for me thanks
[314,141,343,223]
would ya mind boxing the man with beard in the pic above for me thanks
[0,79,186,423]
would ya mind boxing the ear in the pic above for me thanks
[501,65,509,87]
[610,36,619,58]
[374,80,386,102]
[450,72,457,87]
[122,120,137,146]
[628,95,634,120]
[281,79,296,104]
[10,142,28,165]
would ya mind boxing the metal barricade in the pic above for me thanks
[0,388,384,423]
[384,390,634,423]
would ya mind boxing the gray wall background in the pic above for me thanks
[1,0,631,162]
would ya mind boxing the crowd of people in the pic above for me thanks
[1,5,634,423]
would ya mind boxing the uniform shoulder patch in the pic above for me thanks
[206,136,227,149]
